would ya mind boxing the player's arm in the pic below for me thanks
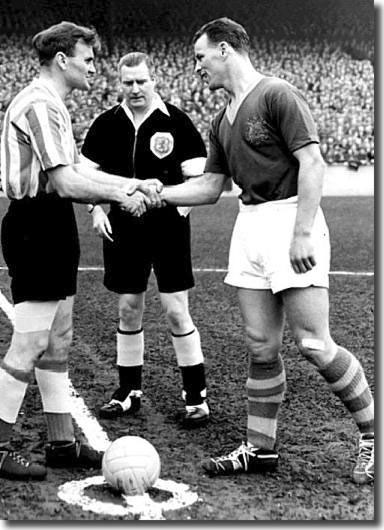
[161,172,228,206]
[290,142,326,273]
[177,157,207,216]
[74,161,140,195]
[77,156,163,201]
[47,164,148,216]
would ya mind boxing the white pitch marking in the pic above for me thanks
[68,382,111,452]
[0,291,15,323]
[0,266,373,276]
[57,476,199,520]
[0,290,198,520]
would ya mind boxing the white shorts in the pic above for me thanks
[224,196,331,293]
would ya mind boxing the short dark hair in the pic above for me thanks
[193,17,250,53]
[32,21,100,66]
[118,52,154,75]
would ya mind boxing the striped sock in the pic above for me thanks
[247,355,286,450]
[0,419,13,446]
[318,346,374,433]
[35,360,74,442]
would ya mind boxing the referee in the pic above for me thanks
[82,52,210,427]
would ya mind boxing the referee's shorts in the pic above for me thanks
[1,193,80,304]
[225,196,330,293]
[103,206,194,294]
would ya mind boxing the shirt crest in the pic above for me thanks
[150,132,174,159]
[245,116,270,145]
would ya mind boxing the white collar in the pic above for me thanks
[121,93,170,128]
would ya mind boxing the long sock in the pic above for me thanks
[172,328,206,405]
[179,363,207,405]
[116,328,144,398]
[247,355,286,450]
[318,346,374,434]
[0,361,30,443]
[172,328,204,366]
[0,420,13,446]
[35,360,74,442]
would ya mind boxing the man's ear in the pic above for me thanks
[56,52,67,70]
[219,41,229,58]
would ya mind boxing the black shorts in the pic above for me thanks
[103,206,194,294]
[1,193,80,304]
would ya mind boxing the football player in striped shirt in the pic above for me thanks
[0,21,161,481]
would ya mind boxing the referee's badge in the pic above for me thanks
[150,132,174,159]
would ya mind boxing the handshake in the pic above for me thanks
[119,178,165,217]
[92,178,167,242]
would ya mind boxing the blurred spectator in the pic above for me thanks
[0,0,374,166]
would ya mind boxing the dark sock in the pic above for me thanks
[115,365,142,399]
[180,363,206,405]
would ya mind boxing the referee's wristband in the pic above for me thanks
[87,204,95,214]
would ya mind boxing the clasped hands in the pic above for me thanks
[93,179,166,241]
[119,178,165,216]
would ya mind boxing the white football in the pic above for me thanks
[102,435,161,495]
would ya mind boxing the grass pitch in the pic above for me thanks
[0,195,374,521]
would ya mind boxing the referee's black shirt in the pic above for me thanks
[82,102,207,199]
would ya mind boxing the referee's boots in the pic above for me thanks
[181,388,210,428]
[99,389,142,419]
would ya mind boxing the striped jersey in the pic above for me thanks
[0,78,79,199]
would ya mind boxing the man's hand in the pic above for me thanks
[92,206,113,242]
[122,180,140,195]
[119,191,149,217]
[137,179,164,209]
[139,179,163,193]
[289,233,316,274]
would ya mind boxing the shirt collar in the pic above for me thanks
[121,93,170,127]
[32,78,68,112]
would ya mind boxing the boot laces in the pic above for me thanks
[9,451,30,468]
[212,442,255,472]
[358,437,374,473]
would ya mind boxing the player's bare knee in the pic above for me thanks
[119,303,142,328]
[164,306,192,334]
[298,337,332,366]
[6,330,50,370]
[245,327,281,362]
[47,324,73,360]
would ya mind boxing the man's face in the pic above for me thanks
[120,62,156,112]
[194,33,225,91]
[65,40,96,90]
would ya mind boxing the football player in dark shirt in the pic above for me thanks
[160,17,374,484]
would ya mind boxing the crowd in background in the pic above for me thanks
[0,0,374,167]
